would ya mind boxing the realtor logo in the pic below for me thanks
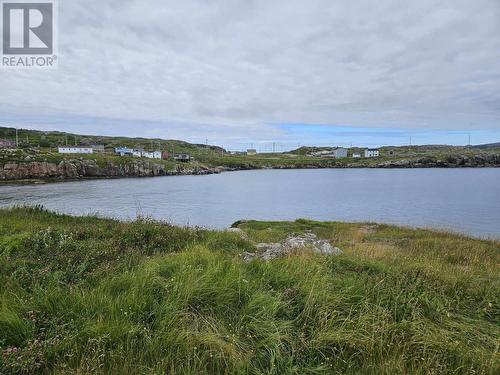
[1,0,57,68]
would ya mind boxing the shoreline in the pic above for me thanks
[28,208,500,242]
[1,162,499,184]
[1,197,499,241]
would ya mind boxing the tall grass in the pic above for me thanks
[0,208,498,374]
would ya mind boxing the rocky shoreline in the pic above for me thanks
[365,154,500,169]
[0,153,499,182]
[0,159,235,182]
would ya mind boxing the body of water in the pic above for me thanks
[1,168,499,239]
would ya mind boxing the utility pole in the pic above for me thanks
[468,134,471,151]
[409,136,412,146]
[65,134,68,146]
[273,142,276,153]
[15,128,19,147]
[74,136,77,146]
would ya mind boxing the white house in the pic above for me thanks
[58,146,93,154]
[141,151,162,159]
[352,153,361,158]
[364,148,380,158]
[115,147,162,159]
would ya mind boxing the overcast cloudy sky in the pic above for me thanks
[1,0,500,150]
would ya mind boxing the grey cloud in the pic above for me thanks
[1,0,499,143]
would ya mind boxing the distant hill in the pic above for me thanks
[0,126,225,154]
[471,142,500,149]
[288,143,500,154]
[288,144,462,155]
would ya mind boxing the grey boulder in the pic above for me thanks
[243,231,342,262]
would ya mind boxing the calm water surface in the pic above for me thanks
[0,168,499,239]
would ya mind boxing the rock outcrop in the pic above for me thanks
[1,153,498,181]
[242,231,343,262]
[0,159,230,181]
[367,154,500,169]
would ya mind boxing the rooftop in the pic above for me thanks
[59,145,92,148]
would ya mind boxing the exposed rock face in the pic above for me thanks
[0,161,59,180]
[1,152,498,181]
[0,159,229,181]
[242,231,343,262]
[370,154,500,169]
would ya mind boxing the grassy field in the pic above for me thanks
[0,207,499,374]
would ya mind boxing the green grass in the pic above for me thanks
[0,208,498,374]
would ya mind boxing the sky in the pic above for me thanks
[1,0,500,151]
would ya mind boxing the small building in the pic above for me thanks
[352,153,361,158]
[161,151,169,160]
[58,146,93,154]
[132,149,144,157]
[364,148,380,158]
[332,147,348,158]
[115,147,134,156]
[142,151,162,159]
[91,145,105,153]
[247,149,257,156]
[174,154,191,162]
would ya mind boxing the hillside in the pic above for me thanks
[0,126,225,155]
[289,143,500,157]
[1,126,499,182]
[472,142,500,149]
[0,207,498,374]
